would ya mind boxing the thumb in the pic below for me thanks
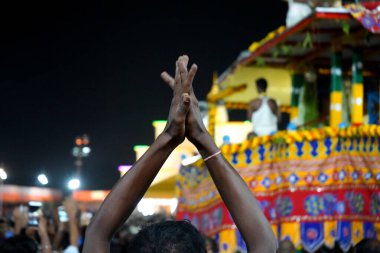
[177,93,191,116]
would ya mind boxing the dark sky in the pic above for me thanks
[0,1,287,190]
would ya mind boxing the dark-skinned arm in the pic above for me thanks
[268,98,281,123]
[247,101,254,121]
[63,198,79,249]
[83,133,177,253]
[247,99,261,121]
[193,133,277,253]
[83,57,197,253]
[162,55,277,253]
[38,216,53,253]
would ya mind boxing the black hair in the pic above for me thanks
[355,238,380,253]
[256,78,268,92]
[128,220,206,253]
[0,235,39,253]
[277,239,296,253]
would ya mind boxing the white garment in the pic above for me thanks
[252,96,278,136]
[286,0,312,27]
[63,245,79,253]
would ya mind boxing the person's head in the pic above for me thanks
[128,220,206,253]
[203,235,218,253]
[355,238,380,253]
[256,78,268,94]
[0,218,8,235]
[277,239,296,253]
[0,235,39,253]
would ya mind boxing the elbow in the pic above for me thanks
[247,230,278,253]
[271,235,278,253]
[266,228,278,253]
[266,231,278,253]
[248,241,277,253]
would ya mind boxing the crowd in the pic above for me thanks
[0,201,220,253]
[0,198,83,253]
[0,199,379,253]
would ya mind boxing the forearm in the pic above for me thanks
[84,133,176,253]
[14,224,22,235]
[195,133,276,253]
[69,217,79,248]
[39,232,53,253]
[14,221,25,235]
[52,229,64,250]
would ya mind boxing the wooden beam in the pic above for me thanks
[207,84,247,102]
[288,28,366,68]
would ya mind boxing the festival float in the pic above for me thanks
[174,2,380,253]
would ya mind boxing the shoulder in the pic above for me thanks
[267,98,278,106]
[250,98,261,106]
[249,98,262,111]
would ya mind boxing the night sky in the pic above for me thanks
[0,1,287,190]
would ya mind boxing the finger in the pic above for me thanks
[178,59,188,87]
[185,64,198,93]
[174,60,181,92]
[177,93,191,116]
[160,71,175,89]
[182,55,189,69]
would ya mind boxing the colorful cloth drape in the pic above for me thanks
[176,126,380,253]
[346,3,380,33]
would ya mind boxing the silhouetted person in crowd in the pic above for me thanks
[204,235,219,253]
[355,238,380,253]
[277,239,295,253]
[0,235,39,253]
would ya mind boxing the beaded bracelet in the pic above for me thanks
[203,150,221,162]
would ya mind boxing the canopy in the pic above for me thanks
[219,7,380,85]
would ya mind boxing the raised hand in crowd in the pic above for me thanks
[83,56,197,253]
[38,215,53,253]
[12,206,28,235]
[161,55,277,253]
[83,55,276,253]
[63,197,80,252]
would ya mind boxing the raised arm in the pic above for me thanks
[63,198,79,250]
[38,216,53,253]
[83,57,197,253]
[162,55,277,253]
[191,132,276,253]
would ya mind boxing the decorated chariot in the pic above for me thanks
[175,2,380,252]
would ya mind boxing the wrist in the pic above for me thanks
[158,132,181,150]
[39,229,48,237]
[192,132,219,158]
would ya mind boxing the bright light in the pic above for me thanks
[37,174,48,185]
[28,201,42,207]
[181,155,201,167]
[68,178,80,190]
[137,198,178,216]
[0,168,7,180]
[82,146,91,154]
[118,165,132,176]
